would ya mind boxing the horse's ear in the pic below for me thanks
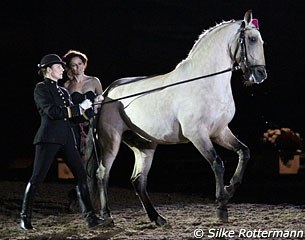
[244,10,253,25]
[240,21,245,29]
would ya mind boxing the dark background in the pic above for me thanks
[1,0,305,199]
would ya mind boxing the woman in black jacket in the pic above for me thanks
[20,54,108,230]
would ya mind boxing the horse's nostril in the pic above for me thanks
[255,67,267,80]
[257,69,265,76]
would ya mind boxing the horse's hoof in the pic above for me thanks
[101,216,115,227]
[216,207,228,222]
[104,218,115,227]
[155,215,167,226]
[106,219,114,227]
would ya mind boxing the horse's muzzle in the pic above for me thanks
[245,65,267,84]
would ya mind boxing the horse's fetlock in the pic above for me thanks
[215,192,227,202]
[238,148,250,160]
[131,173,145,186]
[96,165,106,178]
[215,196,228,206]
[100,210,111,219]
[217,206,228,211]
[224,185,235,198]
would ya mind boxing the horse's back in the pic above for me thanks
[102,77,235,144]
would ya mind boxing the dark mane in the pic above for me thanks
[191,20,236,53]
[175,20,237,69]
[104,20,240,95]
[103,75,158,96]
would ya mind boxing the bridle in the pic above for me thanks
[233,21,266,80]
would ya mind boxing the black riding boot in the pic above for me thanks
[20,182,35,230]
[76,186,109,228]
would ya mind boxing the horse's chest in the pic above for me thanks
[205,102,236,133]
[210,101,235,122]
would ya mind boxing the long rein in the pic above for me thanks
[85,65,242,173]
[93,21,260,106]
[87,21,261,172]
[93,65,241,106]
[87,23,246,171]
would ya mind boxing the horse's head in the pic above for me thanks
[234,10,267,84]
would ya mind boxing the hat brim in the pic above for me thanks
[38,60,66,68]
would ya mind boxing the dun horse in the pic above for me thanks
[95,10,267,225]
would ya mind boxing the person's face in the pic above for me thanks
[48,64,64,80]
[69,56,86,76]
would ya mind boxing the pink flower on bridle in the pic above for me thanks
[251,19,259,29]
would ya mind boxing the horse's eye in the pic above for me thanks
[248,36,257,43]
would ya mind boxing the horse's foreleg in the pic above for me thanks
[190,136,228,222]
[207,150,229,222]
[214,127,250,199]
[224,146,249,198]
[128,144,166,226]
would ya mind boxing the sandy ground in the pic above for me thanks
[1,180,305,240]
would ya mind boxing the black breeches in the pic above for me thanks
[29,129,88,194]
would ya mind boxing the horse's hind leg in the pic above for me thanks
[125,141,166,226]
[213,127,250,199]
[96,130,122,225]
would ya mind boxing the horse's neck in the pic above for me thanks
[178,23,239,75]
[108,22,240,98]
[168,24,240,98]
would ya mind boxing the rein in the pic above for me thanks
[93,66,241,106]
[93,20,264,106]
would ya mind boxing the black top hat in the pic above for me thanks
[38,54,66,68]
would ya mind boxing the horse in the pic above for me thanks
[95,10,267,226]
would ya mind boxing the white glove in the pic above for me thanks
[79,99,92,111]
[94,94,104,113]
[95,94,104,103]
